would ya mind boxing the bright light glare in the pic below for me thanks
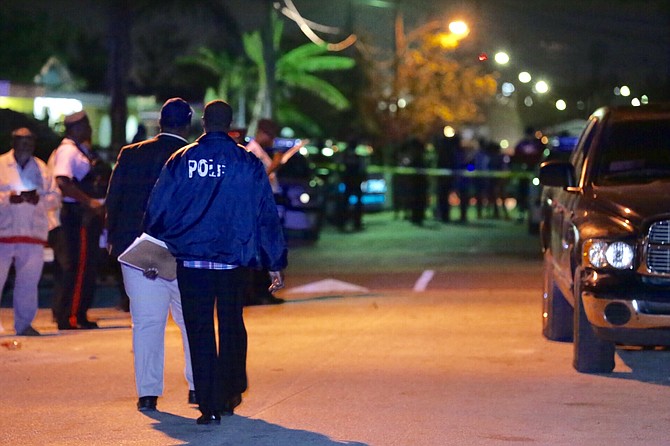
[448,20,469,38]
[620,85,631,97]
[494,52,510,65]
[518,72,532,83]
[33,97,83,126]
[501,82,515,97]
[299,193,311,204]
[631,98,641,107]
[535,80,549,94]
[555,99,567,110]
[443,125,456,138]
[322,147,334,157]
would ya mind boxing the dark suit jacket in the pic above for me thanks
[105,133,189,257]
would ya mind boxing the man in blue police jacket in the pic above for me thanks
[144,100,287,425]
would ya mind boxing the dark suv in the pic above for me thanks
[539,104,670,373]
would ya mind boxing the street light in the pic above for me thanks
[494,51,510,65]
[534,80,549,94]
[518,72,532,83]
[393,14,470,108]
[448,20,469,39]
[400,17,470,51]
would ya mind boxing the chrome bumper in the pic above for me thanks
[582,291,670,329]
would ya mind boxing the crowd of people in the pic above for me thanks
[392,129,544,225]
[0,98,288,424]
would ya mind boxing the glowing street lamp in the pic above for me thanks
[518,71,532,83]
[448,20,470,39]
[494,51,510,65]
[534,80,549,94]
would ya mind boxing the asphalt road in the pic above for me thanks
[2,212,670,445]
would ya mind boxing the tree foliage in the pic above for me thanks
[367,28,498,143]
[182,12,356,136]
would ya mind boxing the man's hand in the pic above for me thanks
[143,267,159,281]
[21,190,39,205]
[9,193,24,204]
[268,271,284,293]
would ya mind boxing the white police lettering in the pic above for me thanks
[187,159,226,178]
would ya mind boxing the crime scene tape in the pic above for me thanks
[320,162,538,180]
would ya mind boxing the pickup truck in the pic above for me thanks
[539,104,670,373]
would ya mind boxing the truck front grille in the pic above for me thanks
[647,220,670,274]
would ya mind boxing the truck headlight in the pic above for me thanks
[584,239,635,269]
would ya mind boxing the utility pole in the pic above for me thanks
[261,0,276,119]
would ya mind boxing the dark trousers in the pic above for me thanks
[246,267,272,305]
[336,181,363,230]
[436,177,453,222]
[177,265,248,414]
[51,203,102,328]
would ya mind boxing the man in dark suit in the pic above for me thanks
[105,98,196,412]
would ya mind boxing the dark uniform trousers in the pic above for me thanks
[177,265,248,413]
[52,202,102,328]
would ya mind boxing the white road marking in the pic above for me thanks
[286,279,369,294]
[413,270,435,292]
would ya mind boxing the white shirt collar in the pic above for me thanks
[157,132,188,143]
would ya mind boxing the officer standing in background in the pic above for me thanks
[50,111,108,330]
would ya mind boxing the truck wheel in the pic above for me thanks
[542,252,573,341]
[572,282,615,373]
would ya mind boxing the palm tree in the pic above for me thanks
[183,11,355,136]
[178,48,250,129]
[244,13,356,134]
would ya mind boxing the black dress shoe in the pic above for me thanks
[137,396,158,411]
[196,411,221,425]
[188,390,197,405]
[221,393,242,416]
[77,320,99,329]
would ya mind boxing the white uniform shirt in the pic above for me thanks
[51,137,91,203]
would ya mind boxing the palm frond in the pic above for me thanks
[281,72,351,110]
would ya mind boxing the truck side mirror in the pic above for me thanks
[539,160,576,188]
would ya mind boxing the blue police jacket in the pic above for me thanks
[143,131,288,271]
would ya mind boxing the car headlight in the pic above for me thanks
[583,239,635,269]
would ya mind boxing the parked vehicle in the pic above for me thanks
[539,104,670,373]
[274,139,325,241]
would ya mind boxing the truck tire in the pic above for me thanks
[542,252,573,341]
[572,282,615,373]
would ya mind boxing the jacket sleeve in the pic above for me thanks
[255,164,288,271]
[143,159,179,242]
[104,149,127,244]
